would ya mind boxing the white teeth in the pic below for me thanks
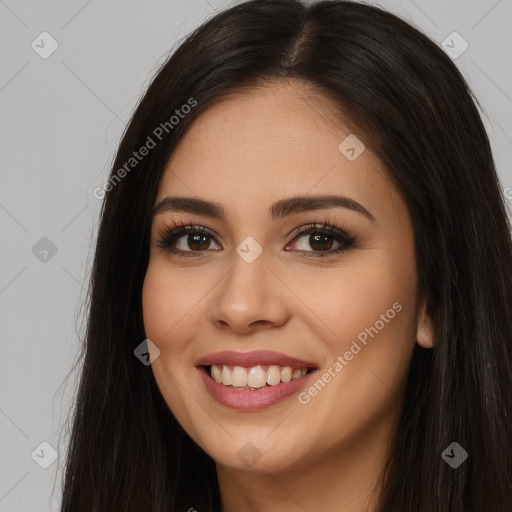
[212,365,222,383]
[231,366,248,387]
[247,366,267,388]
[221,365,232,385]
[280,367,292,383]
[266,365,281,386]
[209,364,310,388]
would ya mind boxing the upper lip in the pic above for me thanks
[195,350,318,369]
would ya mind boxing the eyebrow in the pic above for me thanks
[150,194,376,223]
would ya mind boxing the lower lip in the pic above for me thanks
[197,366,317,411]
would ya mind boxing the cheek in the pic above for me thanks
[142,263,198,343]
[310,238,418,390]
[141,265,197,414]
[142,267,170,342]
[142,261,216,392]
[311,255,416,344]
[300,270,417,445]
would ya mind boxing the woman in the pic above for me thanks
[59,1,512,510]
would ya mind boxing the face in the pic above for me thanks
[142,81,432,474]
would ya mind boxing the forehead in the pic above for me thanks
[155,82,397,223]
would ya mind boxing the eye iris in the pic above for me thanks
[309,233,333,251]
[188,233,210,251]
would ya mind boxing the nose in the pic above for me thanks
[208,252,290,335]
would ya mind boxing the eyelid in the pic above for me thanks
[285,221,357,256]
[154,220,219,251]
[154,216,357,257]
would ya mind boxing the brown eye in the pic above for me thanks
[156,224,221,257]
[175,233,214,251]
[155,221,356,259]
[286,223,356,258]
[294,232,339,252]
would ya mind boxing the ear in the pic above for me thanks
[416,298,435,348]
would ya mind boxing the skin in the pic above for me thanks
[142,80,434,512]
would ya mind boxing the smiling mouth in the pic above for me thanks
[203,364,315,389]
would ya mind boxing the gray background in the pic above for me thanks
[0,0,510,510]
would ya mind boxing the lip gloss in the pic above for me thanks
[197,365,317,411]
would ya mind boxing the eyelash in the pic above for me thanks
[155,217,358,259]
